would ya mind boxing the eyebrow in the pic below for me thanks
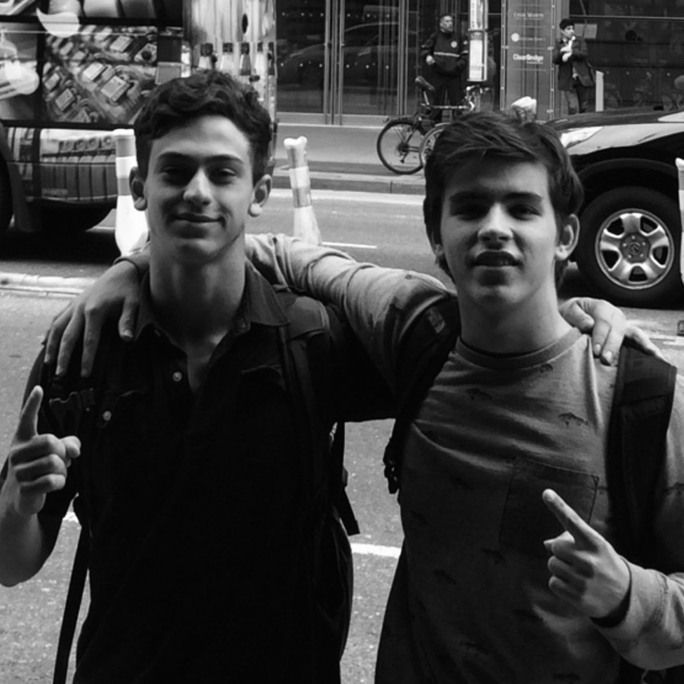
[155,151,246,166]
[448,190,544,205]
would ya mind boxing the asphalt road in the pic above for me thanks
[0,189,682,682]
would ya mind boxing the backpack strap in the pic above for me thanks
[53,517,88,684]
[606,343,677,566]
[607,344,677,684]
[276,292,359,535]
[383,297,461,494]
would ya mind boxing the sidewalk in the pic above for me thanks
[272,122,425,195]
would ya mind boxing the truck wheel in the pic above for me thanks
[576,186,683,307]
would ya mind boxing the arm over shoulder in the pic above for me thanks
[247,233,450,387]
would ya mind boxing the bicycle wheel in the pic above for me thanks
[419,123,447,168]
[376,118,425,175]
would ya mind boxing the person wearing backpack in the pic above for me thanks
[42,120,666,681]
[0,70,391,683]
[242,115,684,681]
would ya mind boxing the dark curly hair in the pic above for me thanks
[133,70,272,183]
[423,110,583,285]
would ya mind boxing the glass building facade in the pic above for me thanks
[274,0,684,123]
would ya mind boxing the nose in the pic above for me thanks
[478,206,512,244]
[183,169,212,206]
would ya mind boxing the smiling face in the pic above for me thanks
[132,114,270,266]
[431,157,578,314]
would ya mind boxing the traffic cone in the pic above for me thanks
[676,158,684,335]
[113,128,148,256]
[283,136,321,245]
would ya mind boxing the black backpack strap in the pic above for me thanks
[383,298,461,494]
[606,344,677,566]
[53,519,88,684]
[607,344,677,684]
[276,292,359,535]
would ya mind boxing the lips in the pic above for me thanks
[174,213,217,223]
[472,251,519,267]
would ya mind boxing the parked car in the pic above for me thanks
[549,108,684,307]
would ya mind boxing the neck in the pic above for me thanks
[149,251,246,348]
[458,293,571,355]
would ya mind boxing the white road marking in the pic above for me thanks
[351,543,401,559]
[323,241,377,250]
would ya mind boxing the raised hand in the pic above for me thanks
[4,386,81,518]
[542,489,630,621]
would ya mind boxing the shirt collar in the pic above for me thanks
[133,262,290,341]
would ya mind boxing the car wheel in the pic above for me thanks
[576,186,683,306]
[42,205,112,235]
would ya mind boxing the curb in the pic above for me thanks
[0,272,94,295]
[272,167,425,195]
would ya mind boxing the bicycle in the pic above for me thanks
[376,76,482,175]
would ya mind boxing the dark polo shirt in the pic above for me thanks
[11,264,388,683]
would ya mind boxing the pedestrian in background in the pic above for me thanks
[553,17,594,114]
[421,13,468,122]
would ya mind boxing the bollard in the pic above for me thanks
[676,158,684,335]
[113,128,148,256]
[283,136,322,245]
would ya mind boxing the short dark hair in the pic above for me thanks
[423,110,584,285]
[133,70,272,183]
[559,18,575,30]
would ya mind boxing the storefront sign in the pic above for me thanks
[503,0,555,117]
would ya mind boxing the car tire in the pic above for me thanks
[576,186,683,307]
[42,205,112,235]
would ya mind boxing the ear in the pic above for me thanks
[556,214,579,260]
[248,175,272,217]
[129,167,146,211]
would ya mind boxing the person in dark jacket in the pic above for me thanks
[552,18,594,114]
[421,13,468,122]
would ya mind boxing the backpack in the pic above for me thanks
[48,291,358,684]
[382,297,680,683]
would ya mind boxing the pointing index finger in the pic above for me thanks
[542,488,598,550]
[15,385,43,442]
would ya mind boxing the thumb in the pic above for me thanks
[61,435,82,466]
[15,386,43,442]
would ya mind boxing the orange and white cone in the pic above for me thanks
[113,128,148,256]
[283,136,321,244]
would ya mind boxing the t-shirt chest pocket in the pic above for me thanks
[500,458,598,557]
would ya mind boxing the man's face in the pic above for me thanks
[432,158,577,312]
[561,24,575,40]
[132,114,269,265]
[439,15,454,33]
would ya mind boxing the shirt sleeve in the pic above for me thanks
[247,233,452,392]
[597,375,684,670]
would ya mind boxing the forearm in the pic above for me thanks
[247,233,449,383]
[0,502,50,586]
[599,563,684,669]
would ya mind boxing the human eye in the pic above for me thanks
[509,201,541,219]
[160,163,191,185]
[210,165,239,184]
[449,199,485,220]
